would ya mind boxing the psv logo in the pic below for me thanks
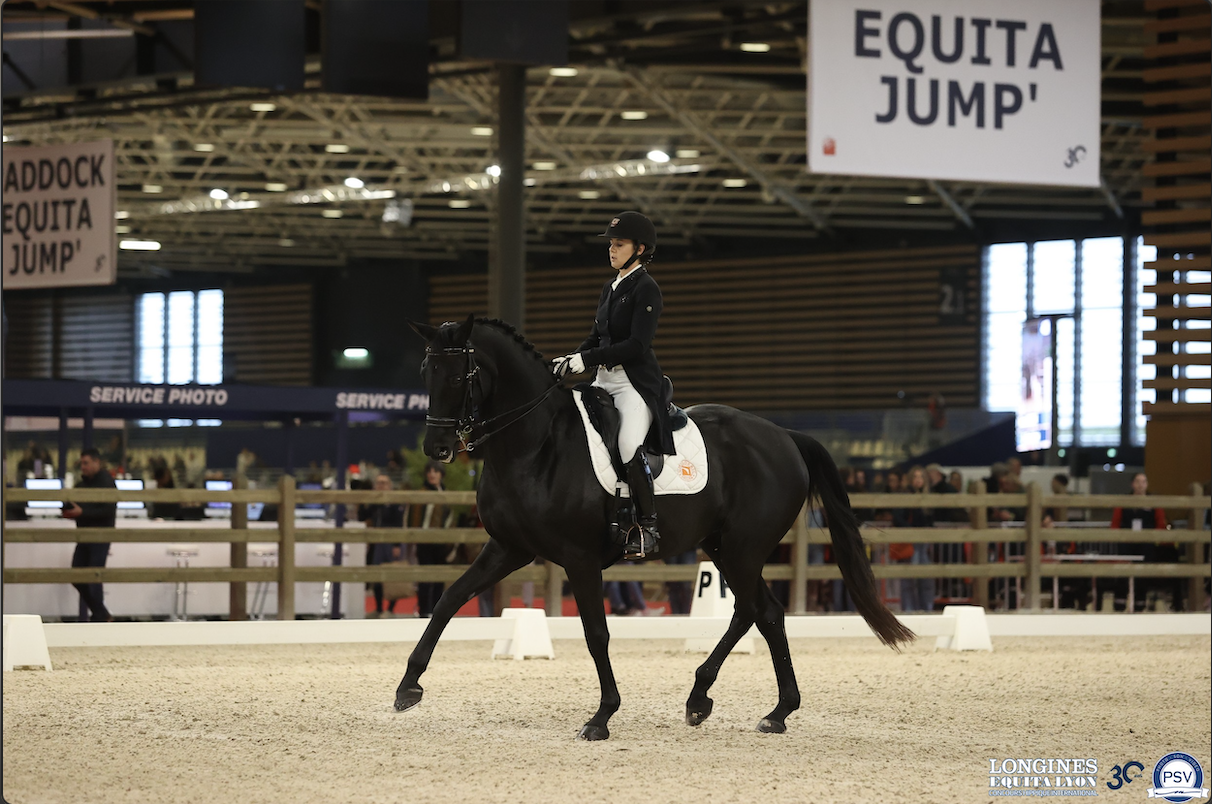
[679,460,697,480]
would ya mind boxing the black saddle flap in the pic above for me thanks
[574,383,626,478]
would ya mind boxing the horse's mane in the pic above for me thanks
[437,317,553,374]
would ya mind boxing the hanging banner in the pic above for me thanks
[808,0,1100,187]
[2,139,117,289]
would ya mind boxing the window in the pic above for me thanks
[984,237,1133,448]
[137,290,223,386]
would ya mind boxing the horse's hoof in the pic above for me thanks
[578,723,610,741]
[755,718,786,734]
[394,686,423,712]
[685,697,713,726]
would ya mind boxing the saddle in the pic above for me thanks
[575,376,688,480]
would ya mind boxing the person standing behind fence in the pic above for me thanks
[360,473,406,617]
[892,466,935,613]
[62,447,116,622]
[412,461,454,617]
[1111,472,1177,611]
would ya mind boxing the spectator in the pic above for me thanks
[891,465,935,613]
[151,464,181,521]
[948,470,964,493]
[1042,474,1071,528]
[360,473,406,617]
[663,548,699,615]
[62,447,116,622]
[1112,472,1177,611]
[927,462,962,522]
[411,461,454,617]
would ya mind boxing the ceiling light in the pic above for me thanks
[904,195,926,205]
[620,110,648,120]
[471,126,494,136]
[115,210,130,219]
[523,178,537,187]
[740,42,771,53]
[265,182,288,192]
[675,148,701,158]
[722,178,747,188]
[250,102,276,112]
[142,184,163,194]
[115,225,132,234]
[193,143,215,152]
[549,67,578,77]
[279,238,295,247]
[343,347,370,359]
[449,199,471,209]
[343,177,365,189]
[120,239,161,251]
[325,143,351,154]
[646,149,670,163]
[486,165,501,177]
[579,190,601,200]
[533,161,557,170]
[209,188,228,200]
[322,209,343,218]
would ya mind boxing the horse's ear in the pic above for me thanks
[408,320,437,341]
[452,313,475,344]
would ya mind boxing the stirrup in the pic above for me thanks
[623,523,659,558]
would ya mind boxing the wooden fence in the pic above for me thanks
[4,479,1209,618]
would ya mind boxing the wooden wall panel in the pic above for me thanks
[2,291,132,382]
[3,294,54,379]
[430,244,980,411]
[223,284,313,386]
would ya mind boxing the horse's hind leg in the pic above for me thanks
[750,581,800,733]
[685,610,756,726]
[394,540,533,712]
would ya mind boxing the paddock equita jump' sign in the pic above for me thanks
[808,0,1100,187]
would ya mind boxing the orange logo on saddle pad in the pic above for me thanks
[679,460,697,480]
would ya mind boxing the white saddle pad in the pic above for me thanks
[572,389,709,496]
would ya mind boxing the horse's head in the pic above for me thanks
[409,314,477,463]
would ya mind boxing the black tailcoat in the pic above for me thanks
[578,268,675,455]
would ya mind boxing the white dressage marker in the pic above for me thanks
[685,562,755,654]
[490,608,555,660]
[3,614,54,671]
[933,605,993,652]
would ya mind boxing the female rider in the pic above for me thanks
[552,211,674,557]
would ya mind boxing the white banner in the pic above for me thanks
[808,0,1101,187]
[2,139,117,289]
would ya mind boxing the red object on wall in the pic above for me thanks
[822,138,836,155]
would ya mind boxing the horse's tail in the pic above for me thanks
[787,430,916,650]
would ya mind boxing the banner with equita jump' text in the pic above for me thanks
[2,139,117,289]
[808,0,1101,187]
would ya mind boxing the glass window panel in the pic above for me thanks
[1184,389,1211,404]
[197,289,224,347]
[1186,341,1211,354]
[1187,364,1211,380]
[137,293,165,384]
[1055,316,1075,447]
[138,348,165,385]
[167,345,194,385]
[196,345,223,385]
[137,419,164,428]
[985,312,1025,411]
[986,243,1027,313]
[1032,240,1076,315]
[167,291,195,348]
[1080,237,1123,310]
[1079,309,1122,445]
[1133,237,1158,445]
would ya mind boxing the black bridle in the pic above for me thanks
[423,342,564,453]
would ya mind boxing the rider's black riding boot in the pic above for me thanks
[623,449,659,558]
[609,486,632,546]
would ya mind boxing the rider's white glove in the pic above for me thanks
[551,353,585,377]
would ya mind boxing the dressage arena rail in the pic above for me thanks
[4,478,1209,618]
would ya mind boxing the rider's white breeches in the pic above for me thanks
[593,366,651,462]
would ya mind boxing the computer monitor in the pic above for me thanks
[25,478,63,509]
[296,482,325,518]
[115,478,144,510]
[205,479,233,510]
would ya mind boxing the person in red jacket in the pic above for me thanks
[1111,472,1177,611]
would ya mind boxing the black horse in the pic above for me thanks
[397,316,914,740]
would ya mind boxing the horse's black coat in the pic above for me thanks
[397,316,915,739]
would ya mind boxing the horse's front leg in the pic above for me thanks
[394,539,534,712]
[564,562,620,741]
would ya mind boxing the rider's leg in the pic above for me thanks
[593,368,653,550]
[625,447,659,557]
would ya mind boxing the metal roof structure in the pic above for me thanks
[2,1,1150,276]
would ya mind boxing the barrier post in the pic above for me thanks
[229,474,249,621]
[1188,482,1206,612]
[277,475,296,620]
[791,504,809,614]
[545,561,563,617]
[1025,482,1042,611]
[969,482,990,609]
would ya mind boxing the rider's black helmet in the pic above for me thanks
[599,211,657,258]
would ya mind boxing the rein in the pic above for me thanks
[424,343,563,453]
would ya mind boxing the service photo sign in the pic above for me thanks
[808,0,1101,187]
[2,139,117,289]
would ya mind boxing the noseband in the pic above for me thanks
[423,341,563,453]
